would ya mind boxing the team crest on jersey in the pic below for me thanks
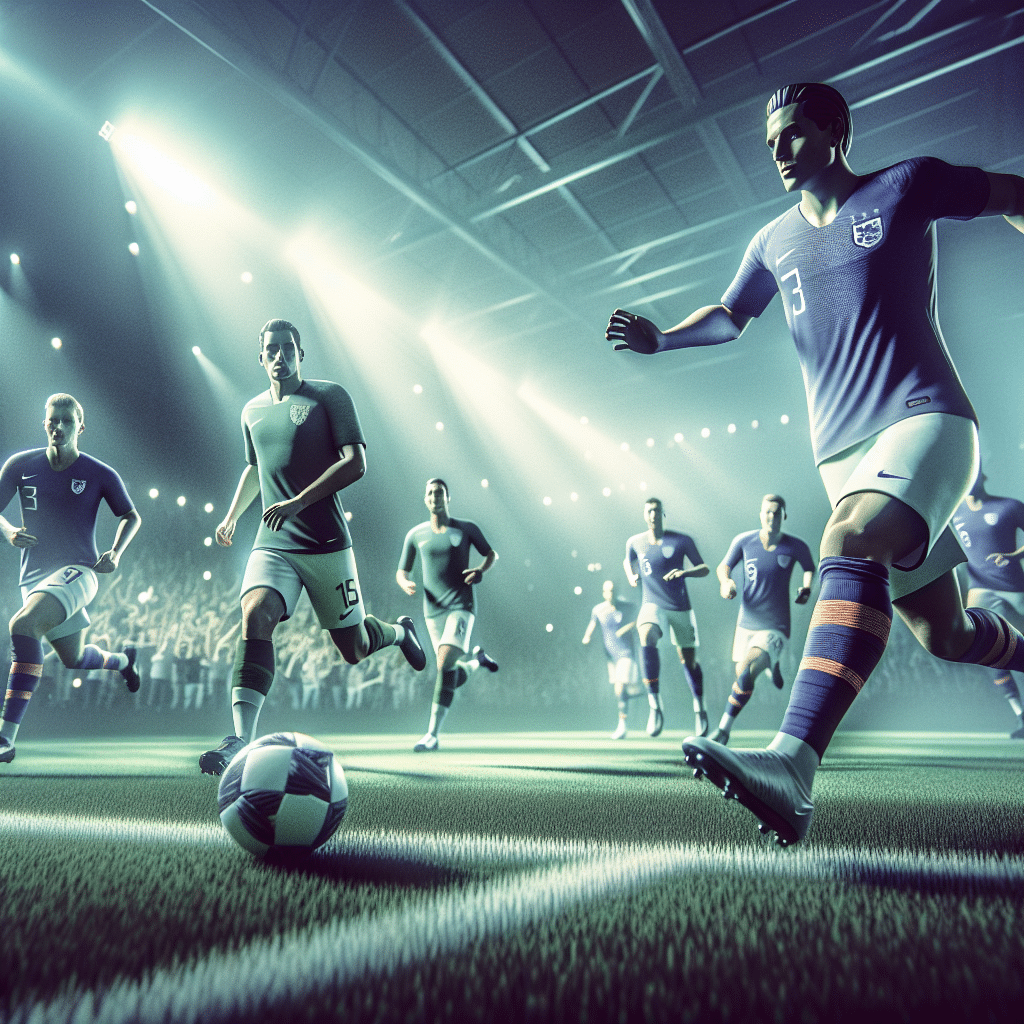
[289,403,311,426]
[661,544,675,559]
[984,512,999,526]
[777,554,792,568]
[852,216,883,249]
[745,562,757,584]
[71,479,87,494]
[447,528,463,547]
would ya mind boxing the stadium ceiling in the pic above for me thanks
[8,0,1024,360]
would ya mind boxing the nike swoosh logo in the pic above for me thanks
[21,474,37,480]
[337,608,356,623]
[877,470,910,480]
[775,248,796,266]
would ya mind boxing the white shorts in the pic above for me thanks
[426,609,475,654]
[241,548,365,630]
[967,588,1024,631]
[817,413,978,601]
[22,564,98,642]
[607,656,640,687]
[637,604,698,648]
[732,625,786,670]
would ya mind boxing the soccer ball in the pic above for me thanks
[217,732,348,857]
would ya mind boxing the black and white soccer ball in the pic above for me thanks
[217,732,348,857]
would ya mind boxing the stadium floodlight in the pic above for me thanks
[128,242,140,256]
[98,120,115,141]
[192,346,201,356]
[125,200,137,214]
[240,271,252,283]
[176,495,187,507]
[51,338,61,350]
[781,414,790,425]
[10,254,19,265]
[149,488,159,499]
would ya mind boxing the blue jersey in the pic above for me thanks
[0,449,134,588]
[952,496,1024,593]
[625,530,703,612]
[721,157,988,464]
[590,598,637,662]
[723,531,815,637]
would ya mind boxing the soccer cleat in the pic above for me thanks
[1011,720,1024,740]
[646,706,664,737]
[413,732,439,752]
[771,663,785,690]
[0,737,14,764]
[473,645,499,672]
[709,727,731,745]
[121,646,141,693]
[695,710,709,737]
[397,616,427,671]
[611,719,628,740]
[681,736,814,846]
[199,735,246,776]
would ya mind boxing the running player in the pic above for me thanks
[396,478,498,751]
[952,472,1024,738]
[0,394,142,763]
[582,579,641,738]
[200,320,426,774]
[712,494,814,744]
[623,498,710,738]
[606,82,1024,844]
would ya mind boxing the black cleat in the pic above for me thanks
[681,736,814,846]
[121,646,141,693]
[473,645,499,672]
[0,737,14,764]
[397,616,427,671]
[771,663,785,690]
[709,727,731,746]
[199,735,245,776]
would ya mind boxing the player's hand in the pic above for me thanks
[6,527,37,548]
[605,309,661,354]
[263,498,305,531]
[216,519,236,547]
[627,573,639,588]
[720,580,737,600]
[663,568,685,581]
[94,550,119,573]
[397,576,417,597]
[986,552,1011,567]
[795,586,811,605]
[463,567,484,585]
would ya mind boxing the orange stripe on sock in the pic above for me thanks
[11,662,43,678]
[992,628,1017,670]
[799,655,867,694]
[810,600,891,642]
[731,682,753,696]
[5,689,34,701]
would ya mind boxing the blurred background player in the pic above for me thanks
[582,579,641,738]
[952,471,1024,738]
[0,393,142,763]
[608,82,1024,844]
[712,495,814,744]
[397,478,498,751]
[201,320,425,774]
[623,497,709,738]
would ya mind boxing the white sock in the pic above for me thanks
[647,692,662,710]
[392,623,406,645]
[1010,697,1023,716]
[428,702,448,736]
[693,697,705,715]
[232,687,266,743]
[1,721,19,744]
[718,713,732,733]
[768,732,820,792]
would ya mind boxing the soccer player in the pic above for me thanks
[952,472,1024,738]
[623,498,710,738]
[606,82,1024,844]
[200,320,426,774]
[582,579,641,738]
[0,394,142,763]
[712,494,814,745]
[396,478,498,751]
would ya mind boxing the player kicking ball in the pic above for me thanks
[199,320,426,774]
[0,394,142,763]
[607,82,1024,844]
[397,478,498,751]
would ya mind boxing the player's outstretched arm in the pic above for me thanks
[606,305,750,354]
[263,443,366,532]
[463,549,497,585]
[717,560,738,599]
[95,508,142,573]
[217,465,261,546]
[982,171,1024,233]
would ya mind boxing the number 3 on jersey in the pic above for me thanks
[781,266,806,316]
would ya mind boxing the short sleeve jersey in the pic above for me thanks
[723,531,815,636]
[951,496,1024,592]
[0,449,134,588]
[625,529,703,612]
[399,517,493,618]
[721,157,989,464]
[242,380,365,553]
[591,598,637,662]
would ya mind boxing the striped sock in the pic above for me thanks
[75,644,128,672]
[726,667,755,719]
[2,635,45,743]
[780,556,892,759]
[959,608,1024,671]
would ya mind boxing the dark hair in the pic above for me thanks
[426,477,449,498]
[644,497,663,510]
[766,83,853,155]
[258,319,301,350]
[762,493,786,518]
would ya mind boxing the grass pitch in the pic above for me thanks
[1,730,1022,1023]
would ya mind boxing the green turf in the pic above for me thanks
[1,732,1022,1023]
